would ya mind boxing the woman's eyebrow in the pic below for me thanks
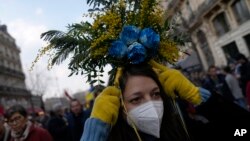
[151,87,160,91]
[124,92,142,99]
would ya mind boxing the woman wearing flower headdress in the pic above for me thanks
[77,21,212,140]
[80,60,212,141]
[36,0,211,140]
[35,0,249,141]
[76,1,211,139]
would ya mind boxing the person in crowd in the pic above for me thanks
[81,63,211,141]
[66,99,91,141]
[0,109,10,141]
[234,53,250,97]
[63,108,70,117]
[5,105,52,141]
[222,66,248,109]
[37,111,50,130]
[234,53,250,110]
[202,65,234,101]
[47,103,71,141]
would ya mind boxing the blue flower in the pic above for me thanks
[127,42,147,64]
[109,40,128,58]
[120,25,140,45]
[139,28,160,50]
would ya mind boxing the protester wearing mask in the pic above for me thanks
[38,0,250,138]
[81,63,211,141]
[77,0,212,140]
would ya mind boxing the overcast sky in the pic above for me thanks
[0,0,110,99]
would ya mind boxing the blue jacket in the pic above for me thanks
[80,118,158,141]
[80,118,111,141]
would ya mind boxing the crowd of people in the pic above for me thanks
[0,85,104,141]
[182,53,250,110]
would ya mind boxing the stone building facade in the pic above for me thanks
[0,24,32,109]
[166,0,250,70]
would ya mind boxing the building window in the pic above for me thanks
[196,30,215,66]
[243,34,250,53]
[231,0,250,24]
[222,42,239,63]
[212,12,230,37]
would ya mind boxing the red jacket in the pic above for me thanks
[9,125,53,141]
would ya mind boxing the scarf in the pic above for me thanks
[10,121,32,141]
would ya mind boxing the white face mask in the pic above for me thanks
[126,101,164,138]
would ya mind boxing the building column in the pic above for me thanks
[235,36,250,57]
[192,35,208,70]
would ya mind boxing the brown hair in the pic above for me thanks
[108,63,190,141]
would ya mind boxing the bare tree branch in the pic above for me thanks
[25,66,53,97]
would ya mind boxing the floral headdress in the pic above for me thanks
[33,0,189,85]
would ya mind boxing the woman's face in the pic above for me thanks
[123,75,162,112]
[7,112,27,133]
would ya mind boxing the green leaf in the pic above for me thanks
[41,30,65,41]
[99,79,105,84]
[90,79,97,85]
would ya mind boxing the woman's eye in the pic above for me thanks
[152,92,161,99]
[129,97,141,104]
